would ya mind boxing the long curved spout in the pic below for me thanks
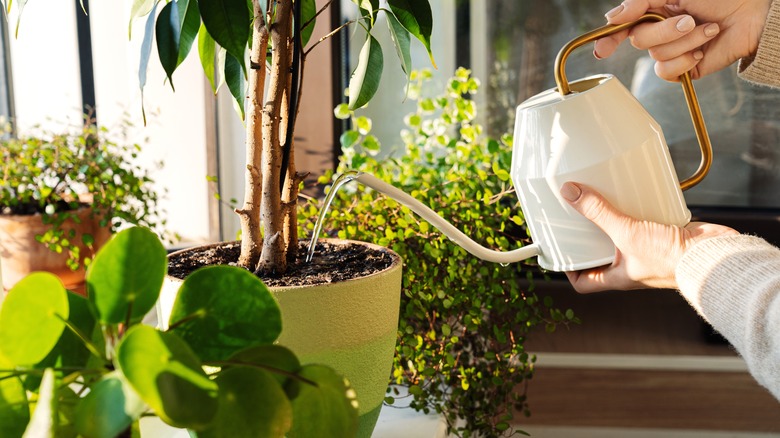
[355,173,541,264]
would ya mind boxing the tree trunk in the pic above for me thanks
[257,0,293,274]
[236,0,269,270]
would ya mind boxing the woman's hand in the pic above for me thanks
[594,0,772,80]
[560,182,738,292]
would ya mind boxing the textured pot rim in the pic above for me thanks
[166,238,402,290]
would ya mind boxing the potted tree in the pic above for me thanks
[9,0,433,434]
[6,1,434,435]
[129,0,435,435]
[0,122,166,292]
[0,226,358,437]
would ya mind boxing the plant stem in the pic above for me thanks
[166,309,206,331]
[55,314,107,363]
[204,360,317,387]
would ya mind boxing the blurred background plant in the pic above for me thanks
[0,119,170,270]
[299,68,579,437]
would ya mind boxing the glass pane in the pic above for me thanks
[479,0,780,208]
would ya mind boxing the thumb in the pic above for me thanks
[560,182,635,241]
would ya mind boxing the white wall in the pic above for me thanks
[6,0,214,245]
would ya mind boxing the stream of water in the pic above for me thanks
[306,170,540,265]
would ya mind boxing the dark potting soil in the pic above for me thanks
[167,241,396,288]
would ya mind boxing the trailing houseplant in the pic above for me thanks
[0,122,166,289]
[0,226,358,437]
[300,68,579,437]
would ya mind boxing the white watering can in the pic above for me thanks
[353,14,712,272]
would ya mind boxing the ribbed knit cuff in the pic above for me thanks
[676,234,779,317]
[738,0,780,87]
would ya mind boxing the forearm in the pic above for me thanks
[739,0,780,87]
[676,234,780,400]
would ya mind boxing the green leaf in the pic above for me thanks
[0,353,29,438]
[87,227,167,325]
[31,292,97,389]
[177,0,201,65]
[386,0,436,68]
[128,0,156,38]
[224,51,245,120]
[200,367,292,438]
[156,1,181,89]
[362,135,380,152]
[169,265,282,362]
[0,273,68,366]
[339,130,359,148]
[74,372,146,438]
[286,365,358,438]
[348,34,383,110]
[333,103,351,120]
[198,0,250,66]
[227,345,301,386]
[198,23,218,93]
[300,0,316,48]
[138,1,159,124]
[23,368,56,438]
[385,10,412,79]
[351,0,378,27]
[116,325,218,429]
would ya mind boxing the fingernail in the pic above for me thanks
[593,48,602,60]
[693,50,704,60]
[676,15,695,32]
[605,3,624,19]
[560,183,582,202]
[704,23,720,37]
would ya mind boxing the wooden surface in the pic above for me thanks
[516,279,780,433]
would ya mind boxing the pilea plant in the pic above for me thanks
[0,227,358,437]
[0,122,166,271]
[300,68,579,437]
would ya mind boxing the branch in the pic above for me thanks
[304,18,358,56]
[304,0,335,30]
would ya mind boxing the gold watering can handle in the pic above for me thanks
[554,13,713,191]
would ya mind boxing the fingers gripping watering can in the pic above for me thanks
[355,14,713,271]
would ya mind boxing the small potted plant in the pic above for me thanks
[0,121,167,292]
[0,226,358,437]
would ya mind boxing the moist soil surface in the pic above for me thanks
[167,240,396,287]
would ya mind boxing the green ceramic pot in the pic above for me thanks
[160,239,402,437]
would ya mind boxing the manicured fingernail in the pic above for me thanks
[676,15,695,32]
[704,23,720,37]
[693,50,704,60]
[593,48,602,60]
[560,183,582,202]
[605,4,624,19]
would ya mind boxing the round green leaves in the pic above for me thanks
[116,325,217,429]
[87,226,167,324]
[0,273,68,366]
[168,265,282,362]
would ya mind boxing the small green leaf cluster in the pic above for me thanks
[0,227,358,437]
[301,68,579,437]
[0,122,168,270]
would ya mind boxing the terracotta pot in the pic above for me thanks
[0,207,111,292]
[160,239,403,437]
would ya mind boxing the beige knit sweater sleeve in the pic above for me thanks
[675,0,780,401]
[676,235,780,400]
[738,0,780,86]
